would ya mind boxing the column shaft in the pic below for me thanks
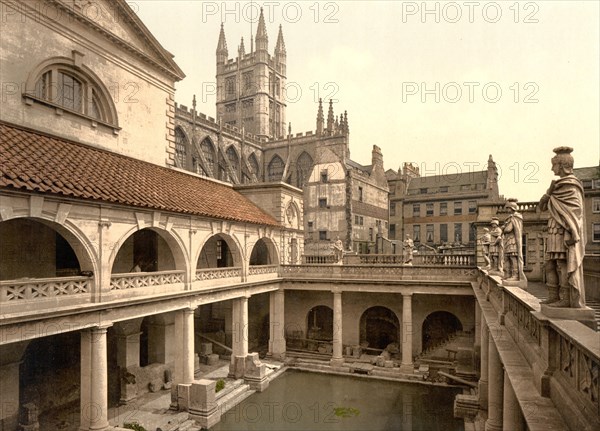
[183,308,196,383]
[330,291,343,366]
[503,372,525,431]
[268,289,286,359]
[479,319,489,409]
[81,326,110,431]
[400,293,413,373]
[485,339,503,431]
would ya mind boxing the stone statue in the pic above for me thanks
[501,199,527,286]
[488,218,503,275]
[480,227,491,269]
[331,236,344,263]
[539,147,586,308]
[403,234,414,265]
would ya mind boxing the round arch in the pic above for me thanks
[421,311,463,352]
[306,305,333,341]
[25,56,119,126]
[196,233,243,270]
[109,226,188,274]
[249,237,279,266]
[359,306,400,350]
[0,217,97,279]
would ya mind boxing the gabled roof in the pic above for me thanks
[347,159,372,174]
[0,123,278,226]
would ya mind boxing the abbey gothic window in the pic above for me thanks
[174,128,188,168]
[201,138,216,175]
[296,151,313,188]
[226,146,239,174]
[268,155,284,182]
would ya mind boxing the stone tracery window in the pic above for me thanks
[248,153,259,178]
[226,146,239,173]
[174,127,188,168]
[268,155,285,181]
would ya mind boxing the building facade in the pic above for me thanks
[388,156,501,248]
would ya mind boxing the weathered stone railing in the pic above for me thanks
[347,254,475,266]
[195,267,242,281]
[248,265,278,275]
[477,270,600,430]
[281,264,477,281]
[0,276,92,302]
[110,270,185,290]
[303,255,337,264]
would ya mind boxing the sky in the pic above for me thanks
[135,0,599,201]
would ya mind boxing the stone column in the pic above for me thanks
[400,293,413,373]
[479,319,489,409]
[230,296,249,378]
[474,304,481,370]
[268,289,286,360]
[0,343,26,431]
[503,371,525,431]
[81,325,111,431]
[330,291,344,367]
[183,308,196,383]
[485,339,503,431]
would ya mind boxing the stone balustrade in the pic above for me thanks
[195,267,242,281]
[248,264,278,275]
[0,276,91,302]
[110,270,185,291]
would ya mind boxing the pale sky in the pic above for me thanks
[136,0,599,201]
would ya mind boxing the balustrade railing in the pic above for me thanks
[0,276,91,302]
[303,255,338,264]
[195,267,242,281]
[352,254,475,266]
[110,270,185,291]
[248,264,278,275]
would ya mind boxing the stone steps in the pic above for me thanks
[216,382,255,416]
[585,299,600,327]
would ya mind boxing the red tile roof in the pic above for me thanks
[0,122,279,226]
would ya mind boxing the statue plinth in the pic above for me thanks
[540,304,597,331]
[502,278,527,289]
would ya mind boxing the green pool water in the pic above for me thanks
[211,370,465,431]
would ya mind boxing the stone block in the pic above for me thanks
[176,383,191,411]
[149,378,163,392]
[244,353,269,392]
[384,360,394,368]
[540,305,597,330]
[206,353,219,365]
[199,343,213,356]
[229,355,246,379]
[188,379,220,429]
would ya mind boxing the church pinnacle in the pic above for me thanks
[326,99,334,134]
[275,24,286,53]
[238,37,245,57]
[216,23,228,63]
[316,99,324,135]
[255,8,268,51]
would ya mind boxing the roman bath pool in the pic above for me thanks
[211,370,464,431]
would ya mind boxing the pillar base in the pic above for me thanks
[399,363,414,374]
[540,304,597,330]
[244,353,269,392]
[330,357,344,368]
[228,355,246,379]
[484,420,502,431]
[188,379,220,429]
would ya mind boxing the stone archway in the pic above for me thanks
[360,306,400,350]
[422,311,463,352]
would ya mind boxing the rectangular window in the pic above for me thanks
[468,200,477,214]
[440,202,447,216]
[216,240,223,260]
[321,170,328,183]
[389,224,396,239]
[420,188,427,194]
[413,225,420,242]
[593,197,600,213]
[319,231,327,241]
[319,198,327,208]
[426,224,434,243]
[440,224,448,242]
[454,201,463,215]
[469,223,476,242]
[359,216,364,226]
[369,228,373,241]
[593,223,600,242]
[426,203,434,217]
[594,179,600,189]
[460,184,470,191]
[390,202,396,216]
[440,186,448,193]
[454,223,462,243]
[355,215,359,225]
[358,186,363,202]
[413,204,420,217]
[308,221,313,229]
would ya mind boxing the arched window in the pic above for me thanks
[174,128,188,169]
[248,153,259,178]
[296,151,313,187]
[201,138,215,174]
[268,155,285,182]
[28,60,117,127]
[226,146,239,173]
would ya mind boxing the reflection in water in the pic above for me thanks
[211,370,464,431]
